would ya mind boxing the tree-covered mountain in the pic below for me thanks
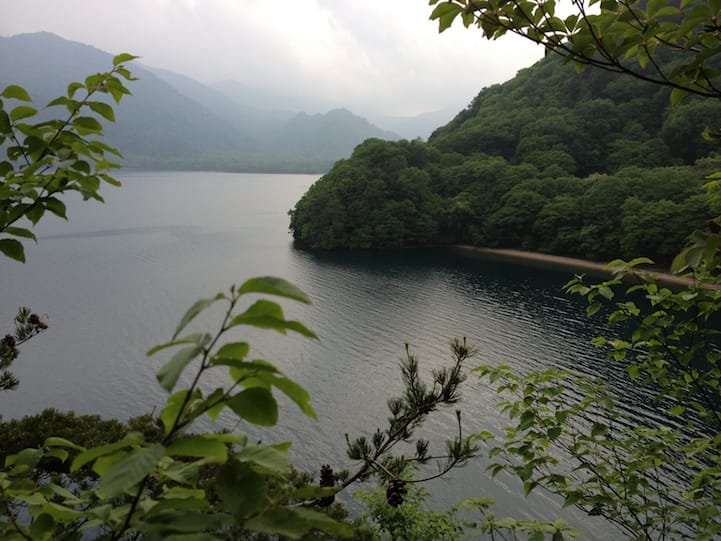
[0,32,399,172]
[289,55,721,264]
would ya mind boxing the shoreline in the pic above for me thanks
[450,245,694,287]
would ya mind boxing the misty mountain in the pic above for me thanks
[150,68,295,143]
[211,79,330,118]
[154,69,398,159]
[0,32,259,165]
[370,108,459,140]
[0,32,401,172]
[213,77,451,142]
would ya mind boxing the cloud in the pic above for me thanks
[0,0,542,116]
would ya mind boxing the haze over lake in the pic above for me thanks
[1,170,663,538]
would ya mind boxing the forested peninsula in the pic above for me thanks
[289,55,721,265]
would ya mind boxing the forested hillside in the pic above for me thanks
[290,54,721,264]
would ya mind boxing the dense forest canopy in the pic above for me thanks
[289,54,721,264]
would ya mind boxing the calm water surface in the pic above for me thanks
[1,171,663,538]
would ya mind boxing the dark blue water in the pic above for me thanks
[0,170,653,538]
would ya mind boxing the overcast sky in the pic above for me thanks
[0,0,543,117]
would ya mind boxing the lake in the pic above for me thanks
[1,170,661,538]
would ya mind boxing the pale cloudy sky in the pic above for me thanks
[0,0,542,117]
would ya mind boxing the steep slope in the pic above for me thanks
[289,55,721,264]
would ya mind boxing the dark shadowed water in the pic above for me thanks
[1,171,666,538]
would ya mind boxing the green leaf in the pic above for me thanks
[6,447,42,471]
[71,432,143,472]
[237,276,311,304]
[591,422,606,437]
[88,101,116,122]
[113,53,139,66]
[29,513,55,540]
[172,293,224,339]
[67,82,85,98]
[213,342,250,363]
[167,435,228,464]
[430,2,463,32]
[0,238,25,262]
[43,197,67,219]
[598,286,613,300]
[2,85,32,101]
[671,248,689,273]
[268,375,316,419]
[160,389,196,435]
[563,492,581,507]
[146,332,211,357]
[156,344,205,392]
[10,105,37,122]
[547,426,562,440]
[670,87,688,107]
[234,444,290,474]
[72,116,103,134]
[215,461,267,517]
[669,404,685,416]
[0,110,11,134]
[41,502,84,522]
[44,436,84,451]
[528,531,545,541]
[227,387,278,426]
[246,507,352,539]
[229,300,317,338]
[96,444,165,499]
[4,226,36,242]
[147,332,210,356]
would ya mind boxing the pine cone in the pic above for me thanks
[317,464,335,507]
[386,478,408,507]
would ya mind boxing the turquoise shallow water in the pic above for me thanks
[1,170,671,538]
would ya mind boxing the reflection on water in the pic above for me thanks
[0,170,670,539]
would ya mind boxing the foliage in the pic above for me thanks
[0,276,356,540]
[354,481,465,541]
[0,53,136,263]
[0,308,47,392]
[356,476,578,541]
[342,339,477,488]
[468,256,721,539]
[430,0,721,101]
[0,410,161,467]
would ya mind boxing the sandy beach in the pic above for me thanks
[451,245,695,287]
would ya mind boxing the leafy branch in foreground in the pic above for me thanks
[0,53,137,263]
[0,276,355,540]
[431,0,721,102]
[1,55,136,395]
[469,257,721,540]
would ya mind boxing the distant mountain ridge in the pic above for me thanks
[0,32,401,172]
